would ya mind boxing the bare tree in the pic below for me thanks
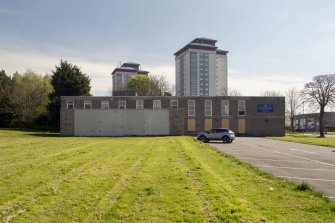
[301,74,335,137]
[150,74,173,96]
[228,88,242,96]
[261,89,282,96]
[107,87,113,96]
[285,87,301,132]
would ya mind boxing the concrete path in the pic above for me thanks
[209,137,335,200]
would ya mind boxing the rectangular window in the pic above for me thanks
[221,100,229,116]
[205,100,212,116]
[67,101,74,109]
[300,118,306,129]
[118,100,126,109]
[238,100,246,116]
[153,100,161,109]
[101,101,109,109]
[84,101,92,109]
[170,100,178,108]
[136,100,144,109]
[188,100,195,116]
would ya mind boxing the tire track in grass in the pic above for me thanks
[176,137,258,222]
[83,140,154,223]
[1,139,101,169]
[0,139,140,222]
[0,137,81,163]
[108,138,206,222]
[0,140,118,204]
[174,139,215,222]
[178,138,335,223]
[16,139,150,223]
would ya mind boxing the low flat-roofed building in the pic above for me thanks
[60,96,285,137]
[294,112,335,132]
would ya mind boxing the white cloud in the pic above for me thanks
[0,49,115,96]
[1,48,310,97]
[228,68,306,96]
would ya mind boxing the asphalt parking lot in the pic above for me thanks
[210,137,335,200]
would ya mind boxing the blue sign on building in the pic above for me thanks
[257,104,274,112]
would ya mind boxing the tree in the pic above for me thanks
[301,74,335,137]
[228,88,242,96]
[285,87,301,132]
[127,74,173,96]
[150,74,174,96]
[0,70,12,127]
[261,89,282,96]
[127,75,159,96]
[49,60,91,129]
[10,70,52,126]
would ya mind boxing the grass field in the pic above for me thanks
[1,130,335,222]
[268,132,335,148]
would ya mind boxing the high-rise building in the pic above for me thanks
[111,62,149,96]
[174,37,228,96]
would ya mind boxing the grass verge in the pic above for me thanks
[268,131,335,148]
[0,129,335,222]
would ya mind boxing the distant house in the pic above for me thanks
[294,112,335,132]
[111,62,149,96]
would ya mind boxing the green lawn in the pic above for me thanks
[268,132,335,148]
[1,130,334,222]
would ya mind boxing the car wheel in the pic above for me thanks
[228,139,233,143]
[222,136,230,143]
[198,135,207,143]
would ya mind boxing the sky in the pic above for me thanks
[1,0,335,96]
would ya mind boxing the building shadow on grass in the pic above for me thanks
[26,132,60,137]
[1,128,60,137]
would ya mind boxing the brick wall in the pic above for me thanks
[60,96,285,136]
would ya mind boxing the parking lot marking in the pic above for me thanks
[276,176,335,182]
[291,149,316,154]
[241,158,313,163]
[255,165,335,171]
[257,147,335,168]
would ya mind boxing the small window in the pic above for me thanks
[153,100,161,109]
[188,100,195,116]
[136,100,144,109]
[67,101,74,109]
[205,100,212,116]
[221,100,229,116]
[300,118,306,129]
[170,100,178,108]
[101,101,109,109]
[118,100,126,109]
[238,100,246,116]
[84,101,92,109]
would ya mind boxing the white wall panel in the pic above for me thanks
[74,109,169,136]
